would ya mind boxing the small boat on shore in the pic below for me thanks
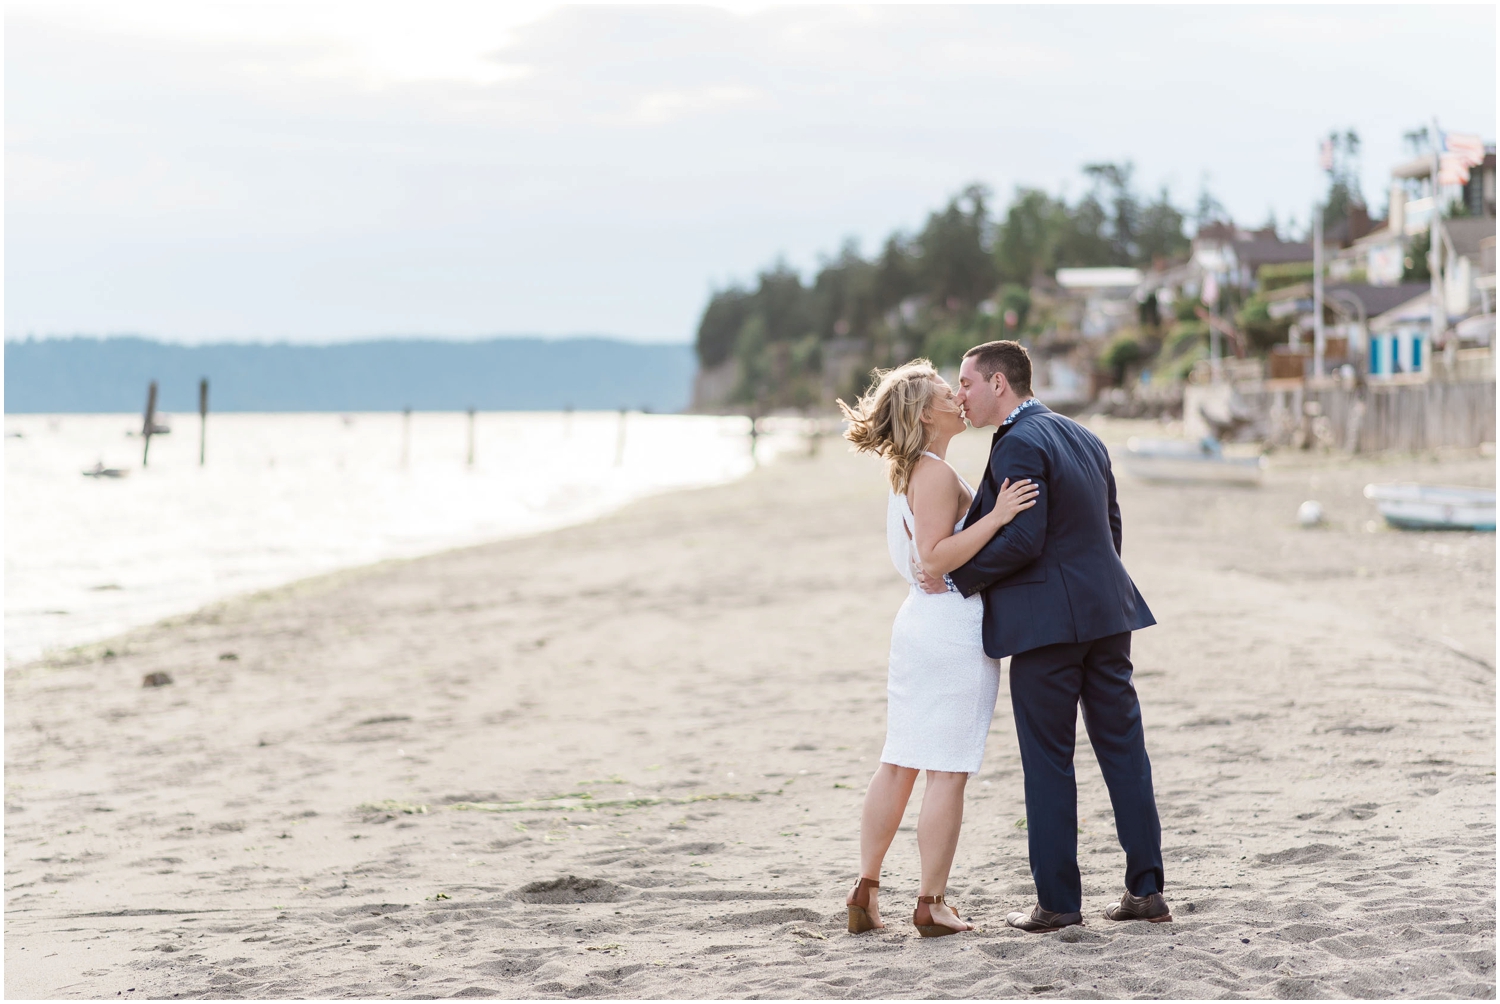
[82,462,128,479]
[1363,483,1496,531]
[1122,437,1266,485]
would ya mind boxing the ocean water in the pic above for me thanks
[5,411,802,666]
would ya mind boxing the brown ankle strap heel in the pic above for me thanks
[914,893,970,938]
[846,877,881,934]
[848,876,879,907]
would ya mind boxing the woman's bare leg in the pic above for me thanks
[917,770,972,931]
[856,763,918,927]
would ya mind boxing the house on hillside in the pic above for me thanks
[1280,140,1497,381]
[1190,223,1315,292]
[1388,147,1497,221]
[1265,281,1430,377]
[1349,224,1407,287]
[1354,156,1497,292]
[1442,216,1498,317]
[1366,291,1438,377]
[1054,267,1143,339]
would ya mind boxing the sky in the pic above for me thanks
[6,3,1496,345]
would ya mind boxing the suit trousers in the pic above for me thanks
[1008,631,1163,913]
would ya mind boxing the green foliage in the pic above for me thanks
[923,311,1006,368]
[1101,333,1144,384]
[997,284,1031,333]
[811,240,878,338]
[696,165,1208,408]
[919,185,998,311]
[1144,319,1211,383]
[1195,187,1229,230]
[1136,188,1191,265]
[1236,294,1291,354]
[1257,261,1315,292]
[1173,293,1201,323]
[732,315,769,403]
[994,188,1066,285]
[1165,320,1209,357]
[1321,128,1365,228]
[695,287,752,368]
[1403,231,1431,282]
[991,166,1193,284]
[790,333,822,375]
[1079,164,1192,267]
[1137,290,1162,329]
[922,325,980,369]
[1322,178,1362,231]
[1165,341,1209,382]
[1054,192,1116,268]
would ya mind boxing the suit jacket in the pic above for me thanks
[948,402,1155,659]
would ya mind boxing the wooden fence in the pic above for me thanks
[1236,376,1495,453]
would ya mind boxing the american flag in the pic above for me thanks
[1445,131,1487,166]
[1439,153,1471,187]
[1201,273,1219,308]
[1319,139,1334,172]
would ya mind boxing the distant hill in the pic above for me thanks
[4,336,696,413]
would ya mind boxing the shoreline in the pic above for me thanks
[6,423,1494,999]
[5,411,805,667]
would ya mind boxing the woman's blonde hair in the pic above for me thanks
[837,360,943,495]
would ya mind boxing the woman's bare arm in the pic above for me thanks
[908,459,1037,579]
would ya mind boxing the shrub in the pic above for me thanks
[1101,334,1145,384]
[1235,295,1291,355]
[1165,320,1209,357]
[1257,261,1315,292]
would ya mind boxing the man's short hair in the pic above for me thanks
[964,340,1032,396]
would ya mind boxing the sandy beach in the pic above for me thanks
[6,421,1495,1000]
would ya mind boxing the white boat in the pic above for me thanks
[1363,483,1496,531]
[1122,437,1266,485]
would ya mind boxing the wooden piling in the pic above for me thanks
[142,380,159,467]
[198,378,209,466]
[402,407,412,466]
[466,407,476,467]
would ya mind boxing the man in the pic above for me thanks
[919,339,1168,932]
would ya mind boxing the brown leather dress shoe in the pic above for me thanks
[1103,890,1172,923]
[1004,904,1083,933]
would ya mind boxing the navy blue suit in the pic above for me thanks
[949,402,1163,913]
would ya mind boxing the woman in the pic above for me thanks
[837,361,1037,937]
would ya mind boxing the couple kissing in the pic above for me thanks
[837,339,1168,936]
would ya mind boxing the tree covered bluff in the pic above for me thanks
[692,164,1215,411]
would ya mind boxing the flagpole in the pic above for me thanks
[1313,200,1324,379]
[1207,273,1221,383]
[1431,117,1450,374]
[1312,136,1332,381]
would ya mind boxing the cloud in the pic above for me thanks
[630,85,761,125]
[7,0,554,87]
[4,4,1495,343]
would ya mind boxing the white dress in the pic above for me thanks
[880,453,1002,774]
